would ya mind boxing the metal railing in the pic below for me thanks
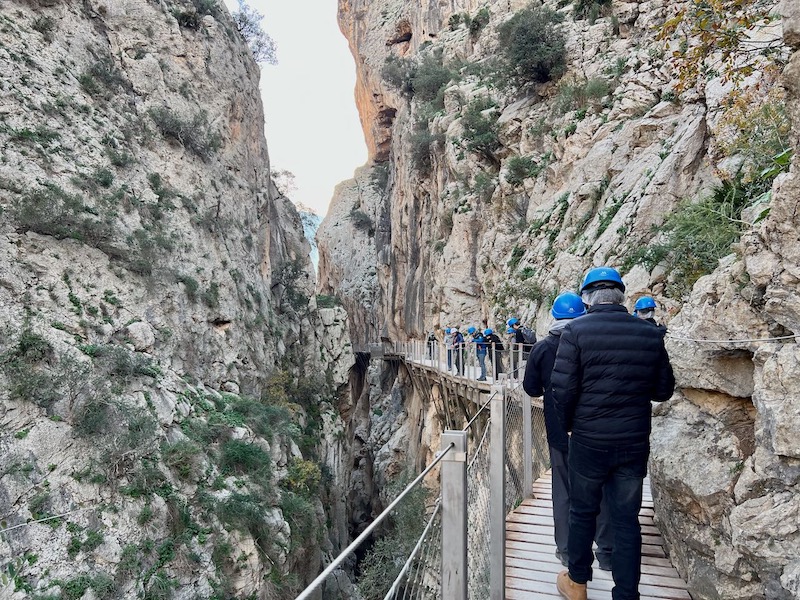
[294,340,550,600]
[394,339,530,383]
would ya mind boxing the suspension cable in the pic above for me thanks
[295,442,456,600]
[667,333,799,344]
[382,499,442,600]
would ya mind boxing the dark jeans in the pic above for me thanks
[551,446,613,558]
[568,437,648,600]
[551,446,570,554]
[491,353,504,378]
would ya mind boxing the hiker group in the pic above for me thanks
[520,266,673,600]
[427,265,672,600]
[427,318,537,381]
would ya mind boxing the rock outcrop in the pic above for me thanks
[650,7,800,598]
[322,0,725,347]
[321,0,800,597]
[0,1,353,598]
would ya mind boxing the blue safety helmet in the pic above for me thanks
[580,266,625,292]
[551,292,587,319]
[484,328,493,336]
[445,327,451,334]
[634,296,657,314]
[506,327,514,334]
[507,317,520,327]
[467,326,477,335]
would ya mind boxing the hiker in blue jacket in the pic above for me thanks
[551,267,675,600]
[468,326,488,381]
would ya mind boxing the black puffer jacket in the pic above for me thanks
[551,304,675,447]
[523,334,568,453]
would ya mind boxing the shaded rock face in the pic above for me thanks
[0,1,354,597]
[650,14,800,597]
[321,0,800,598]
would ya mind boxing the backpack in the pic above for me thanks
[520,326,537,345]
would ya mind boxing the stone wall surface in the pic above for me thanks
[0,1,353,597]
[320,0,800,597]
[652,6,800,597]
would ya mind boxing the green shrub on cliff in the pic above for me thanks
[624,90,791,297]
[382,51,458,109]
[460,97,500,161]
[232,0,278,64]
[497,5,566,87]
[412,52,457,108]
[625,158,791,297]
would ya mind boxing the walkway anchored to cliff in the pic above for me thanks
[396,340,691,600]
[297,340,691,600]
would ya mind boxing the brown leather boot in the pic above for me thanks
[557,570,587,600]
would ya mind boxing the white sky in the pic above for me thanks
[225,0,368,216]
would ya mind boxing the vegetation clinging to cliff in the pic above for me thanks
[496,5,566,87]
[624,91,792,296]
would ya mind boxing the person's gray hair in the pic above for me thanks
[581,287,625,306]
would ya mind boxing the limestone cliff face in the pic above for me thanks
[321,0,799,597]
[322,0,722,346]
[649,6,800,598]
[0,1,353,598]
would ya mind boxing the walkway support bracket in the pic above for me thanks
[490,384,506,600]
[441,430,468,600]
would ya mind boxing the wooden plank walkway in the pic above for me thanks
[506,472,691,600]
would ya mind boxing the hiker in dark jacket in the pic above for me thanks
[452,327,465,375]
[522,292,612,571]
[551,267,675,600]
[508,317,536,377]
[484,328,504,378]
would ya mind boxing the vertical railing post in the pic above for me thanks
[523,391,533,498]
[441,431,468,600]
[490,383,506,600]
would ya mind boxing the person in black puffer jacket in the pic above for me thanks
[551,267,675,600]
[523,292,613,571]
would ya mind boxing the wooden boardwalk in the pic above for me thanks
[506,472,691,600]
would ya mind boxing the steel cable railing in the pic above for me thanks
[295,442,455,600]
[298,340,550,600]
[384,391,496,599]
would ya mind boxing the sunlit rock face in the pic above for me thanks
[321,0,800,597]
[0,0,354,597]
[652,10,800,598]
[323,0,724,346]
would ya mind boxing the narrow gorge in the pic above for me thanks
[319,0,800,598]
[0,0,799,599]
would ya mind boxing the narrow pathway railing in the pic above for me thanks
[294,340,549,600]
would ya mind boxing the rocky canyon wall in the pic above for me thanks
[0,1,353,598]
[320,0,800,597]
[321,0,728,346]
[650,3,800,597]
